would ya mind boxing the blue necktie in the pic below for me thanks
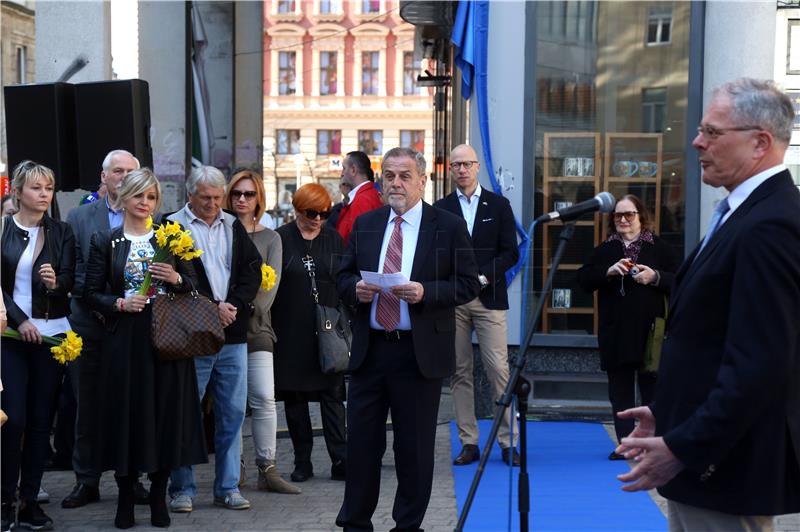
[697,197,730,255]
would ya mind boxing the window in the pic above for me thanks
[647,7,672,45]
[642,88,667,133]
[403,52,421,95]
[317,130,342,155]
[358,130,382,155]
[16,46,27,85]
[278,52,296,95]
[277,0,296,14]
[400,130,425,153]
[319,0,340,14]
[320,52,338,95]
[276,130,301,155]
[362,51,380,95]
[362,0,380,14]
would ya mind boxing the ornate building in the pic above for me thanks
[262,0,433,211]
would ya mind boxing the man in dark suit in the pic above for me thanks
[617,78,800,529]
[63,149,142,508]
[336,147,480,531]
[434,144,520,467]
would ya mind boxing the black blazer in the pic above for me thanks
[434,188,519,310]
[337,203,480,379]
[576,235,678,371]
[653,170,800,515]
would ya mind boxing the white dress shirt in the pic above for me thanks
[348,180,370,204]
[369,200,423,330]
[456,183,482,236]
[720,164,786,225]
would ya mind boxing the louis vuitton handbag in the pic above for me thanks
[641,296,668,374]
[151,281,225,361]
[306,257,352,374]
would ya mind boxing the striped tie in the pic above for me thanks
[376,216,403,331]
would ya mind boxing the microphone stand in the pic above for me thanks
[455,222,577,532]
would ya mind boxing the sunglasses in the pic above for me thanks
[230,190,257,200]
[305,209,331,220]
[613,211,638,222]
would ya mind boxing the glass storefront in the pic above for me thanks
[533,1,690,337]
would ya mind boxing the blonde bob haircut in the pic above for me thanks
[225,170,267,222]
[115,168,163,215]
[11,160,56,209]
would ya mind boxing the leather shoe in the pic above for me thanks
[501,447,521,467]
[453,444,479,466]
[61,483,100,509]
[290,463,314,482]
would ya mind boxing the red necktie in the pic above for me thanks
[376,216,403,331]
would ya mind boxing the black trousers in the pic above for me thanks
[284,387,347,467]
[607,362,657,443]
[1,338,64,503]
[51,366,77,465]
[70,337,102,487]
[336,333,442,532]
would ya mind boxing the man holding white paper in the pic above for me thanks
[336,147,480,531]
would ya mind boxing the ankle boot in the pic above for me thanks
[258,461,302,494]
[114,475,136,529]
[148,470,170,528]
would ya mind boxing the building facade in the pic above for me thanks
[262,0,433,213]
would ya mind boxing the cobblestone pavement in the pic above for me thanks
[34,391,800,531]
[36,390,458,532]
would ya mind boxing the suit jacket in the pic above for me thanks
[336,181,384,245]
[653,170,800,515]
[67,198,113,339]
[337,203,480,379]
[434,188,518,310]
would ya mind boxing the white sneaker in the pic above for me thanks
[213,492,250,510]
[36,486,49,504]
[169,494,193,513]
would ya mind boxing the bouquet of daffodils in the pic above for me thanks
[138,217,203,296]
[2,329,83,364]
[261,264,277,291]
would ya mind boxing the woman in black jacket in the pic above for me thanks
[1,161,75,531]
[577,194,679,459]
[84,168,207,529]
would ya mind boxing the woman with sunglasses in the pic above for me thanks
[272,183,347,483]
[223,170,300,495]
[577,194,679,460]
[2,161,75,531]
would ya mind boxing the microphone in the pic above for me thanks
[535,192,616,223]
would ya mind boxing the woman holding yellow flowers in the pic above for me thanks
[224,170,300,494]
[1,161,75,532]
[84,168,207,529]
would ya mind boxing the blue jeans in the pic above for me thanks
[169,343,247,498]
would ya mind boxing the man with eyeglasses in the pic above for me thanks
[434,144,521,467]
[617,78,800,530]
[334,151,383,244]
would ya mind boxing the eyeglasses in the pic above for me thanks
[449,161,478,170]
[230,190,257,200]
[305,209,331,220]
[613,211,638,222]
[696,124,763,140]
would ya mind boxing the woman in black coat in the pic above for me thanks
[84,168,207,529]
[272,183,347,483]
[577,194,679,459]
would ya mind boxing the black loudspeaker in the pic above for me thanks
[4,82,80,190]
[74,79,153,190]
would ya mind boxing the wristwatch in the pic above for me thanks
[478,274,489,289]
[174,273,183,286]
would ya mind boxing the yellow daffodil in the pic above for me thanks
[2,329,83,364]
[146,216,153,230]
[138,221,204,295]
[261,264,277,291]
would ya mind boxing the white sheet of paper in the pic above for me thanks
[360,270,410,291]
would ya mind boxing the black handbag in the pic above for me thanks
[306,256,352,374]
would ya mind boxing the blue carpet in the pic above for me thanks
[450,420,667,531]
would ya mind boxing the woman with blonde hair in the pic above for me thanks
[272,183,347,482]
[1,161,75,531]
[224,170,299,494]
[85,168,207,529]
